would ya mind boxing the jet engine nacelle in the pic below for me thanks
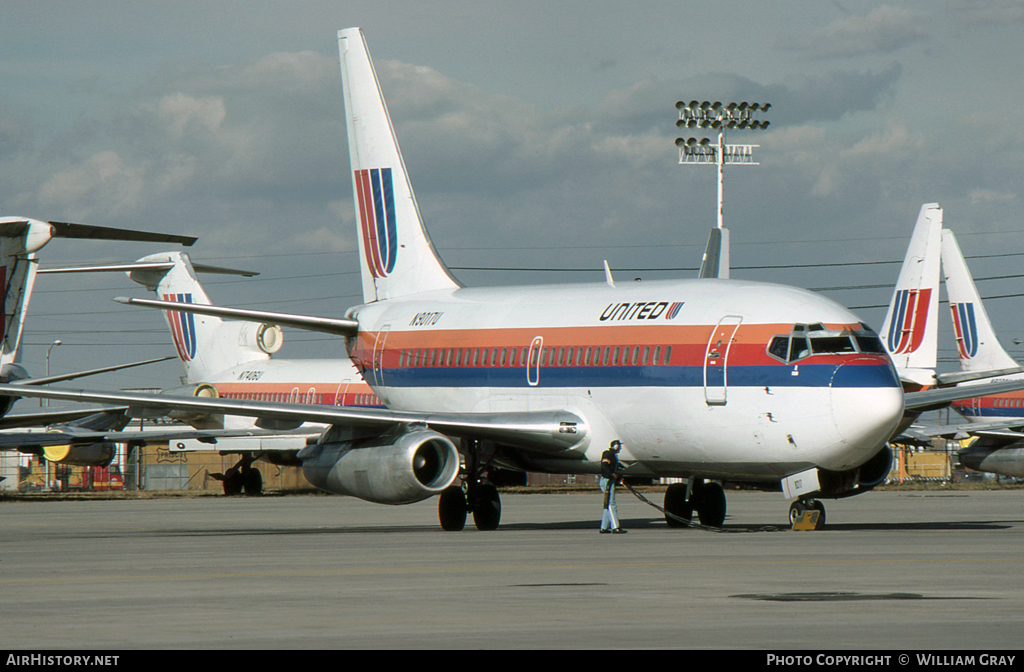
[0,364,30,417]
[161,383,223,428]
[301,429,461,505]
[40,442,116,467]
[237,322,283,355]
[818,445,893,498]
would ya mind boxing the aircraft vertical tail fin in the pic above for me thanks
[698,227,730,279]
[879,203,942,387]
[338,27,461,304]
[127,252,279,384]
[0,219,51,377]
[940,229,1018,371]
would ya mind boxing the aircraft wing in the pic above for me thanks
[909,420,1024,440]
[0,407,129,430]
[16,356,175,386]
[0,425,322,450]
[0,384,586,453]
[903,378,1024,412]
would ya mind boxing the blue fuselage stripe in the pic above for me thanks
[380,363,900,389]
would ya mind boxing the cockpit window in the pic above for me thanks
[810,336,855,354]
[766,324,886,362]
[789,336,809,361]
[855,335,886,354]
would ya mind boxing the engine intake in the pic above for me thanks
[301,428,460,505]
[40,442,116,467]
[818,445,893,498]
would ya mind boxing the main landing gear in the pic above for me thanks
[438,440,503,531]
[789,499,825,530]
[212,454,263,496]
[663,478,727,528]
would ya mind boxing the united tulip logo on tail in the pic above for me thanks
[164,293,197,362]
[887,288,931,354]
[354,168,397,279]
[950,302,979,359]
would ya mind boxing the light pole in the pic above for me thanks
[675,101,770,279]
[43,339,62,407]
[676,100,770,231]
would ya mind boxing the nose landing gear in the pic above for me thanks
[789,499,825,530]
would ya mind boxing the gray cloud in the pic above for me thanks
[780,6,929,60]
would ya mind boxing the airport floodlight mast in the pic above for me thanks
[675,100,770,231]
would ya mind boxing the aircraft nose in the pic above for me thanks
[829,360,904,460]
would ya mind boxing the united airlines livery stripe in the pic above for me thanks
[163,293,197,362]
[355,168,397,278]
[951,302,979,359]
[887,288,931,354]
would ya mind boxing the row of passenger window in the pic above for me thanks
[398,344,674,368]
[992,396,1024,409]
[222,390,383,406]
[222,391,325,405]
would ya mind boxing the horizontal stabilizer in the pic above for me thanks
[113,297,359,336]
[47,221,196,246]
[39,261,258,277]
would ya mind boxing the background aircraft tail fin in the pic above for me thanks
[698,227,730,279]
[941,229,1018,372]
[0,219,51,378]
[338,27,460,304]
[127,252,281,384]
[879,203,942,386]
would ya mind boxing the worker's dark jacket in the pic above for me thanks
[601,450,619,480]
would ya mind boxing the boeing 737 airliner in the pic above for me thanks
[5,28,1024,530]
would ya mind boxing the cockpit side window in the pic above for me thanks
[855,335,886,354]
[768,336,789,360]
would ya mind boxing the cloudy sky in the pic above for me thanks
[2,0,1023,392]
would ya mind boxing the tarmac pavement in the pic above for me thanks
[1,488,1022,649]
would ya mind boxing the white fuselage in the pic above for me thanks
[182,358,382,430]
[346,277,905,481]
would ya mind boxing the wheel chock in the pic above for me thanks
[791,510,822,531]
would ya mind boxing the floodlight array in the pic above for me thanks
[675,136,713,158]
[675,100,771,130]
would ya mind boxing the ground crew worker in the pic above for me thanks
[600,440,627,534]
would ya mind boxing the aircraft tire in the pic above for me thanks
[663,483,693,527]
[810,500,826,530]
[438,486,468,531]
[789,500,807,526]
[242,468,263,496]
[697,482,726,527]
[470,482,501,531]
[222,469,243,496]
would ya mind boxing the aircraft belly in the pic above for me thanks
[376,381,893,478]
